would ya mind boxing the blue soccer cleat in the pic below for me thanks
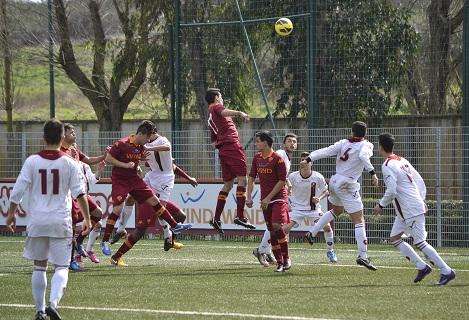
[101,241,112,256]
[437,270,456,286]
[171,223,192,235]
[69,260,81,272]
[327,250,338,263]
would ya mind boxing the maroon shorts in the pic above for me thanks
[112,177,154,206]
[263,201,290,230]
[136,202,157,228]
[218,142,247,182]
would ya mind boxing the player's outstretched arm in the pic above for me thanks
[173,164,198,187]
[220,109,250,121]
[105,152,134,169]
[145,144,171,152]
[304,140,343,163]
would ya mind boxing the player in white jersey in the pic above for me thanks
[282,152,337,263]
[301,121,379,270]
[373,133,456,285]
[252,133,297,266]
[6,119,91,320]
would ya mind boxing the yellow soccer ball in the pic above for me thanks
[275,17,293,36]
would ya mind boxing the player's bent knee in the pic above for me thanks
[389,234,402,242]
[125,196,136,206]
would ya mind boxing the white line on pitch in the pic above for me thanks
[127,257,469,272]
[0,303,341,320]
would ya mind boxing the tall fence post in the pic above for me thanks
[21,131,26,163]
[436,127,442,247]
[463,0,469,242]
[307,0,317,129]
[174,0,182,132]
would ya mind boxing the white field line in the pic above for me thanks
[0,303,342,320]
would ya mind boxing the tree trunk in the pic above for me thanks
[427,0,451,114]
[0,0,13,132]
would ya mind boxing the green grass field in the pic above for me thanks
[0,236,468,320]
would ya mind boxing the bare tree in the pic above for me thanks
[0,0,13,132]
[53,0,164,131]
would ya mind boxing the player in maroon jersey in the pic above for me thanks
[246,130,290,272]
[205,88,255,234]
[60,123,106,270]
[101,120,192,262]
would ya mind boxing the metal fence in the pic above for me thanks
[1,127,468,247]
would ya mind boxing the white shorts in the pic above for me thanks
[390,214,427,244]
[328,174,363,213]
[23,237,72,267]
[144,173,174,202]
[290,209,322,228]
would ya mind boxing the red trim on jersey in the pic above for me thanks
[394,199,404,219]
[385,154,401,166]
[37,150,66,160]
[348,137,364,143]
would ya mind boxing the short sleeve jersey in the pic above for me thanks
[109,135,145,180]
[288,171,327,211]
[208,103,240,147]
[249,151,288,202]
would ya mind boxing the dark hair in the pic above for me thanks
[352,121,367,138]
[63,123,74,132]
[136,120,156,135]
[379,132,395,153]
[255,130,274,147]
[205,88,221,104]
[43,119,64,145]
[283,133,298,144]
[300,151,310,158]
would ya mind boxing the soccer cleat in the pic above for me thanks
[34,311,47,320]
[356,257,378,271]
[283,258,292,270]
[110,229,127,245]
[209,219,224,235]
[172,223,192,234]
[69,260,82,272]
[304,232,315,245]
[45,306,62,320]
[110,257,128,267]
[265,253,277,265]
[275,264,285,272]
[75,243,88,257]
[87,251,100,263]
[252,248,269,267]
[327,250,338,263]
[233,217,256,230]
[437,270,456,286]
[164,237,184,251]
[414,265,432,283]
[101,241,112,256]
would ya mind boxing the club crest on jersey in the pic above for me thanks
[133,148,140,154]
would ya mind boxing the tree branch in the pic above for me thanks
[450,6,464,34]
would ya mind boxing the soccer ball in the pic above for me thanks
[275,17,293,36]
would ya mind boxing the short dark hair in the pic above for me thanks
[379,132,395,153]
[300,152,310,158]
[44,119,64,145]
[283,133,298,144]
[63,123,74,132]
[352,121,367,138]
[255,130,274,147]
[136,120,156,135]
[205,88,221,104]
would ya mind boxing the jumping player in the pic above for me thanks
[206,88,255,234]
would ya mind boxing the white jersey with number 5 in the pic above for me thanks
[308,138,374,182]
[276,149,291,174]
[379,155,426,219]
[9,150,86,238]
[288,171,328,212]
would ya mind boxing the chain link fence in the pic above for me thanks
[1,127,468,247]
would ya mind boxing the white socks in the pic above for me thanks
[117,205,133,233]
[354,223,368,259]
[416,241,452,274]
[159,219,172,240]
[392,239,427,270]
[86,228,100,252]
[258,229,271,254]
[32,266,47,313]
[309,210,335,237]
[50,266,69,309]
[324,229,334,251]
